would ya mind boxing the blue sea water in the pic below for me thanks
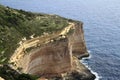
[0,0,120,80]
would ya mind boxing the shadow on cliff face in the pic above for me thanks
[48,71,96,80]
[65,71,95,80]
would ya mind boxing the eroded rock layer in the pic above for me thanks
[10,22,95,79]
[27,39,72,76]
[69,22,89,58]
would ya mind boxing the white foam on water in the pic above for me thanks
[87,64,102,80]
[82,50,92,60]
[88,50,91,53]
[81,50,102,80]
[81,60,102,80]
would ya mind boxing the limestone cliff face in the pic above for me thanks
[26,39,72,76]
[69,22,89,58]
[10,22,95,80]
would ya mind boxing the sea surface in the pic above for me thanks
[0,0,120,80]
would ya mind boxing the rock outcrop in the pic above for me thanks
[10,22,95,80]
[27,38,72,77]
[69,22,89,58]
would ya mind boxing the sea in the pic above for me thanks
[0,0,120,80]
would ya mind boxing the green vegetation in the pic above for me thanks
[0,65,38,80]
[0,5,69,63]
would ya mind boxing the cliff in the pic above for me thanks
[9,22,95,80]
[0,4,68,64]
[0,5,95,80]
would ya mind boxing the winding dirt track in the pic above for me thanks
[10,23,75,67]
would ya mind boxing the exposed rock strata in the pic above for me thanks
[27,39,72,76]
[69,22,89,58]
[10,22,95,80]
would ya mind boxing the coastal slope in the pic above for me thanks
[0,5,95,80]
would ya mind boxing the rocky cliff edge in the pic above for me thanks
[9,22,96,80]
